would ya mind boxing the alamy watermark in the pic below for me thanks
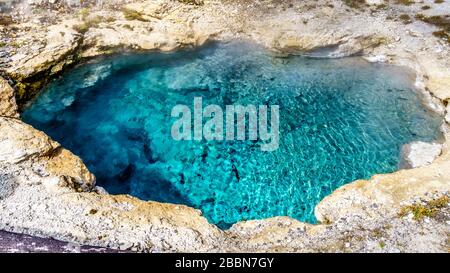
[171,97,280,151]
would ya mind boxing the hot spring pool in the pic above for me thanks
[22,41,442,229]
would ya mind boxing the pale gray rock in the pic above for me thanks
[446,105,450,124]
[400,141,443,169]
[365,0,384,5]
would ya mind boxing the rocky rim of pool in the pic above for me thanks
[0,0,449,252]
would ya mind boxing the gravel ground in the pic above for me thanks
[0,230,122,253]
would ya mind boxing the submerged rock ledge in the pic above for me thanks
[0,0,449,252]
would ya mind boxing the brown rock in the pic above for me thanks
[0,77,19,118]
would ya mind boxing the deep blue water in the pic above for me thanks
[22,41,442,229]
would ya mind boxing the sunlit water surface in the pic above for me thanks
[23,41,442,229]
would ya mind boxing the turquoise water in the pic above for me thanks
[22,41,442,229]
